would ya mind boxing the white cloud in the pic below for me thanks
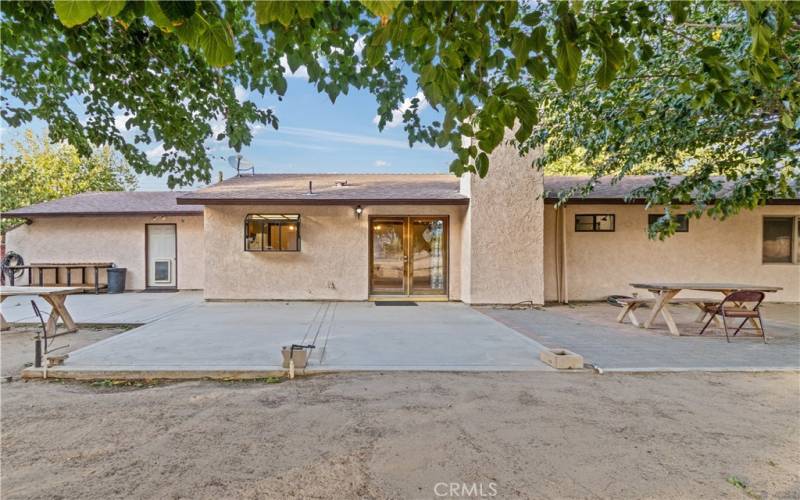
[354,36,366,56]
[373,91,428,129]
[145,143,166,160]
[280,126,417,149]
[374,160,390,167]
[253,138,332,151]
[114,114,131,131]
[234,85,249,103]
[280,55,309,79]
[210,117,226,139]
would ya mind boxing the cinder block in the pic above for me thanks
[539,348,583,369]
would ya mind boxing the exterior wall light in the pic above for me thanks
[355,205,363,219]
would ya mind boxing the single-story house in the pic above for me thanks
[4,146,799,303]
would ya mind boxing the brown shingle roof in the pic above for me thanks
[176,173,468,205]
[543,176,800,204]
[2,191,203,218]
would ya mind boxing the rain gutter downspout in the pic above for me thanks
[561,205,569,304]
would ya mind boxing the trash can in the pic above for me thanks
[106,267,127,294]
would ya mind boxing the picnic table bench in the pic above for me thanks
[0,286,86,336]
[6,262,114,294]
[617,283,782,336]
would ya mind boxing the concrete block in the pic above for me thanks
[539,348,583,370]
[281,347,308,369]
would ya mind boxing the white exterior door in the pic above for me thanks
[147,225,177,288]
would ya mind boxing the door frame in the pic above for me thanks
[368,215,449,299]
[145,223,178,290]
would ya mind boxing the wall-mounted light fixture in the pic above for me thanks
[355,205,363,219]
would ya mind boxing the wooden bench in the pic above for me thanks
[617,297,721,328]
[8,262,114,294]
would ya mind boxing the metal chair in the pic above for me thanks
[698,291,767,343]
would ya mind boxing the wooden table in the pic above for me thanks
[6,262,113,294]
[629,283,782,336]
[0,286,86,336]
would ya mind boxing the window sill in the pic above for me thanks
[245,250,301,253]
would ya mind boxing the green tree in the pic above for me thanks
[0,129,138,234]
[527,2,799,236]
[1,1,797,235]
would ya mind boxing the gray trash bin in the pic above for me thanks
[106,267,127,294]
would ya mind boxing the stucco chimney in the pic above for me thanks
[459,132,545,305]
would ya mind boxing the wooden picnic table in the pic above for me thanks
[625,283,782,336]
[0,286,86,336]
[6,262,113,294]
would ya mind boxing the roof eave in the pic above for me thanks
[176,197,470,206]
[1,210,204,218]
[543,197,800,205]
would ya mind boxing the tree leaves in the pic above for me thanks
[94,0,126,17]
[360,1,399,19]
[555,38,581,90]
[255,1,296,27]
[595,38,625,89]
[10,0,799,213]
[198,20,235,67]
[157,0,195,23]
[475,152,489,178]
[669,1,688,24]
[1,130,138,234]
[175,13,207,48]
[54,1,97,27]
[144,0,172,29]
[750,22,772,62]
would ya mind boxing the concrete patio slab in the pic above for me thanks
[1,291,203,325]
[21,299,553,377]
[481,303,800,372]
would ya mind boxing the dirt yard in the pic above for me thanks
[1,368,797,499]
[1,326,127,380]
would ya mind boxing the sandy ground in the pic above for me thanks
[1,326,127,380]
[0,369,797,499]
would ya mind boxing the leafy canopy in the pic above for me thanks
[528,1,799,236]
[1,0,798,233]
[0,129,137,233]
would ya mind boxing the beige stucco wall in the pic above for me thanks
[459,142,544,305]
[202,204,465,301]
[4,215,204,290]
[543,204,800,303]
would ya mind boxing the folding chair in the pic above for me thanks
[698,290,767,343]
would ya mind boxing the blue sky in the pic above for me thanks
[2,65,454,191]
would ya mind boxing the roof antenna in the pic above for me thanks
[308,181,313,194]
[228,154,255,176]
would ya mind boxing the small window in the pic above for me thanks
[244,214,300,252]
[763,217,795,263]
[575,214,615,232]
[648,214,689,232]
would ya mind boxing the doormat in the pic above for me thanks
[374,301,418,306]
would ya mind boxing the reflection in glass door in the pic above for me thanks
[370,219,406,294]
[410,218,446,295]
[369,217,448,297]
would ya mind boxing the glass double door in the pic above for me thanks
[370,217,448,297]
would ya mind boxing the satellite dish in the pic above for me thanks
[228,154,255,176]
